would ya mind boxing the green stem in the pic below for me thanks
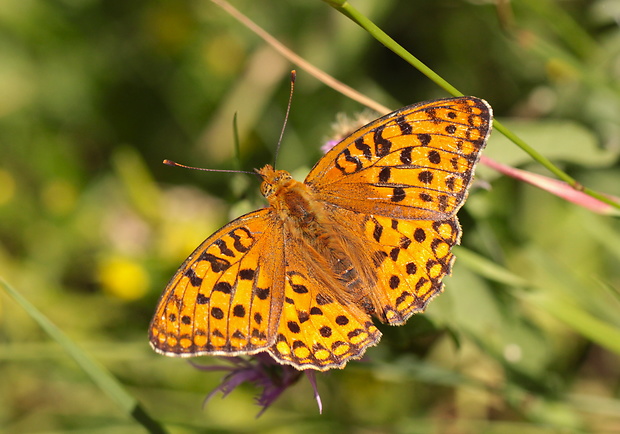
[323,0,461,96]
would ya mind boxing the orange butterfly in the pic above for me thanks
[149,97,493,371]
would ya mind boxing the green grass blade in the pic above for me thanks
[522,289,620,356]
[455,247,530,288]
[0,278,168,434]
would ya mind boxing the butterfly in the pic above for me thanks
[149,96,493,371]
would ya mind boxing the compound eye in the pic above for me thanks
[260,182,274,198]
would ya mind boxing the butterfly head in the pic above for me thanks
[256,164,295,201]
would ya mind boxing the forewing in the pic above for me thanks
[149,209,285,357]
[306,97,492,220]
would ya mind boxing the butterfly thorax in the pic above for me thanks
[257,164,371,308]
[257,165,336,236]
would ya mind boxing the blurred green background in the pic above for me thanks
[2,0,620,432]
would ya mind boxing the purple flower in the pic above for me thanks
[321,139,340,154]
[191,353,322,417]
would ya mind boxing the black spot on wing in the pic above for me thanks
[355,138,372,161]
[199,252,231,272]
[215,239,234,257]
[184,269,203,287]
[230,227,253,253]
[396,116,412,135]
[373,125,392,157]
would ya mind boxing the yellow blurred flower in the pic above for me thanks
[98,256,149,301]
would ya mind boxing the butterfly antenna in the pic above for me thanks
[163,160,256,176]
[272,70,296,168]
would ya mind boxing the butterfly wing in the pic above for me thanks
[306,97,492,220]
[266,233,382,370]
[150,206,381,370]
[356,210,461,325]
[305,97,491,326]
[149,209,285,357]
[261,209,459,370]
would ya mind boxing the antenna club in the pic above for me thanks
[290,70,296,82]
